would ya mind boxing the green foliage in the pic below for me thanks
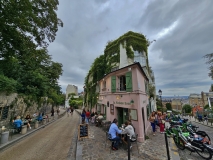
[84,31,150,109]
[0,0,64,107]
[0,0,63,58]
[182,104,192,113]
[148,84,155,98]
[204,104,209,109]
[166,103,172,110]
[0,74,18,93]
[69,97,83,109]
[68,93,76,98]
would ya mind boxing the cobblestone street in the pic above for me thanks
[78,123,168,160]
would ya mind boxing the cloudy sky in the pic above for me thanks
[48,0,213,96]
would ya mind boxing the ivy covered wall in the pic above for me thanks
[84,31,154,108]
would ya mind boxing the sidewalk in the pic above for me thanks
[0,109,66,151]
[75,110,179,160]
[183,116,213,128]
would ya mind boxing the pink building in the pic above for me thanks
[96,62,150,142]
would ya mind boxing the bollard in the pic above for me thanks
[21,125,27,134]
[35,121,39,129]
[42,119,46,125]
[164,132,170,160]
[127,134,131,160]
[1,131,9,144]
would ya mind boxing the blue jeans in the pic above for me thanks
[85,117,89,123]
[151,122,156,132]
[112,136,121,148]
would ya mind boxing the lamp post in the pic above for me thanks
[158,89,162,114]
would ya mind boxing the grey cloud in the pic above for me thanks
[48,0,213,95]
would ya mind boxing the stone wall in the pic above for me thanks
[0,93,53,127]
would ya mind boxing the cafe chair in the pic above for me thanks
[105,131,117,153]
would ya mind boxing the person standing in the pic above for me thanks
[85,110,90,124]
[149,112,156,135]
[158,112,165,133]
[67,107,70,117]
[108,119,122,150]
[70,107,74,116]
[51,108,54,117]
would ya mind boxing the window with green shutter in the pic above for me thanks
[125,72,132,92]
[111,75,116,92]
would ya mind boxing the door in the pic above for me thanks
[123,108,129,123]
[142,107,146,139]
[117,107,123,127]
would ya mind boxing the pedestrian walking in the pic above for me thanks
[51,108,54,117]
[67,107,70,117]
[149,111,156,135]
[85,110,90,124]
[57,108,60,116]
[70,107,74,116]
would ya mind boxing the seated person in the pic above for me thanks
[13,116,23,132]
[37,113,43,121]
[121,121,136,148]
[108,118,122,150]
[97,113,104,120]
[96,114,104,127]
[25,114,32,129]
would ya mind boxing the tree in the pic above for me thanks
[182,104,192,113]
[0,0,63,58]
[204,104,209,109]
[204,53,213,79]
[166,103,172,110]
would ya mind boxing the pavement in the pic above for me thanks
[0,109,66,151]
[75,110,180,160]
[184,116,213,128]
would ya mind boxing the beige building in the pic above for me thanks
[201,91,213,107]
[172,99,182,111]
[66,84,78,99]
[189,93,202,107]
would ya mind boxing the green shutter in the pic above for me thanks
[111,75,116,92]
[126,72,132,92]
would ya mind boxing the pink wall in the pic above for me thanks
[98,64,149,142]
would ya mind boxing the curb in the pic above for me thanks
[168,137,180,160]
[0,111,66,152]
[75,110,83,160]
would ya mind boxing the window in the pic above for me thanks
[1,106,9,120]
[120,75,126,91]
[102,81,106,91]
[134,51,146,67]
[112,72,132,92]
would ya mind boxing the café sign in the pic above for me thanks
[113,101,131,105]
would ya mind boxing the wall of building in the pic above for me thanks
[66,84,78,99]
[98,64,149,142]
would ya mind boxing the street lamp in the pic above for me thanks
[158,89,163,114]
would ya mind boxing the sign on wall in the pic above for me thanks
[129,109,138,121]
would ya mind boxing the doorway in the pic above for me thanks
[117,107,129,127]
[142,107,146,139]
